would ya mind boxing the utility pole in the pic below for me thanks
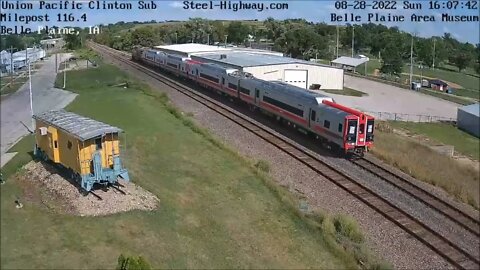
[207,34,210,45]
[432,38,436,70]
[336,25,339,59]
[351,25,355,57]
[55,52,58,73]
[9,46,13,83]
[409,34,414,86]
[28,57,34,130]
[175,32,178,44]
[63,56,67,89]
[224,35,228,48]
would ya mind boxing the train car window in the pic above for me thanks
[54,140,58,148]
[359,124,365,134]
[95,138,102,150]
[67,141,72,150]
[239,86,249,94]
[229,83,238,90]
[196,69,198,75]
[323,120,330,129]
[222,78,225,85]
[338,123,343,133]
[263,96,303,117]
[310,110,316,121]
[349,126,355,134]
[255,89,260,98]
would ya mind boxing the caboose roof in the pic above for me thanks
[33,110,123,141]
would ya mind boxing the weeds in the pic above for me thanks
[254,160,271,173]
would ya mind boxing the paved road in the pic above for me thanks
[322,75,460,121]
[1,53,77,166]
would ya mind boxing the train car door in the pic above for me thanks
[309,108,316,128]
[254,88,260,105]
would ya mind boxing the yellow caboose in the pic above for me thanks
[33,110,130,192]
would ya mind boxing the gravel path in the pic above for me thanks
[101,55,456,269]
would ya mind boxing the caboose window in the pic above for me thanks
[95,138,102,150]
[323,120,330,129]
[67,141,72,150]
[54,140,58,148]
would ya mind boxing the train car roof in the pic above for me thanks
[33,110,123,141]
[200,62,237,73]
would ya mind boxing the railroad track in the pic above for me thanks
[352,157,480,237]
[89,42,479,269]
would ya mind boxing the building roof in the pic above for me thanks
[33,110,123,141]
[429,79,448,86]
[459,103,480,117]
[193,51,328,68]
[154,43,232,55]
[331,56,368,67]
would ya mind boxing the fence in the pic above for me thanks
[366,111,456,123]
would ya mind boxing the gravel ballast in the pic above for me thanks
[19,161,159,216]
[101,55,460,269]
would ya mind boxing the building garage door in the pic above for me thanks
[284,70,307,89]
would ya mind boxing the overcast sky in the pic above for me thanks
[3,0,479,44]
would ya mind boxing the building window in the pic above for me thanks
[67,141,72,150]
[324,120,330,129]
[338,123,343,133]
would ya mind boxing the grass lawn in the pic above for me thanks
[372,122,480,209]
[1,61,387,269]
[388,121,480,160]
[322,87,367,97]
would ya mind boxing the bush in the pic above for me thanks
[333,214,364,244]
[117,254,151,270]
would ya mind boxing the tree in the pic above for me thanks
[1,35,25,50]
[450,50,472,71]
[226,21,250,44]
[380,37,403,75]
[275,26,325,59]
[64,31,82,50]
[117,254,151,270]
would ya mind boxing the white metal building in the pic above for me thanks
[457,103,479,138]
[153,43,344,90]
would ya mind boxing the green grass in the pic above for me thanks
[388,121,480,160]
[418,89,475,105]
[1,61,388,269]
[372,122,479,209]
[322,87,367,97]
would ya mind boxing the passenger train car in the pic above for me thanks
[132,47,374,155]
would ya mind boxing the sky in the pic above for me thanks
[2,0,479,44]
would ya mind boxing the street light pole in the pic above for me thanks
[224,35,228,48]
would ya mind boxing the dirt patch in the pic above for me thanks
[17,161,159,216]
